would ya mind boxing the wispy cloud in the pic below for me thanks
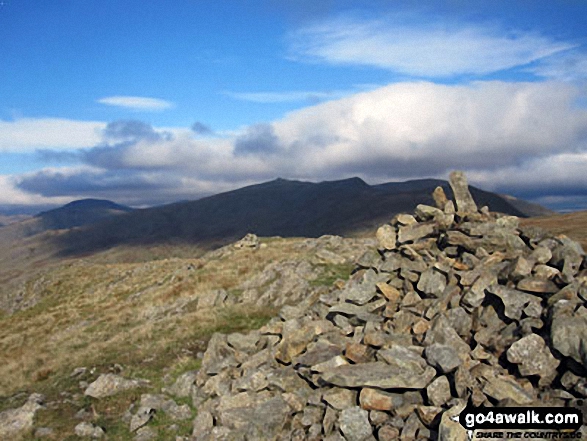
[223,90,351,104]
[288,15,575,77]
[97,96,174,111]
[526,48,587,81]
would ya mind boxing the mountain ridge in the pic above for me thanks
[48,176,535,256]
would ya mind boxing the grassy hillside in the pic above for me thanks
[520,210,587,249]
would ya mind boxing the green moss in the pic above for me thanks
[310,262,354,287]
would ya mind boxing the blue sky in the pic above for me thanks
[1,0,587,212]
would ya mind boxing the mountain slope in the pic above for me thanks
[52,177,529,256]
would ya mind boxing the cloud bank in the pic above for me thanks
[4,80,586,210]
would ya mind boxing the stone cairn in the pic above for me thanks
[191,171,587,441]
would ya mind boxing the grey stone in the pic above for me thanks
[234,233,259,248]
[462,271,496,308]
[425,343,462,373]
[433,186,449,209]
[84,373,146,399]
[166,371,197,398]
[427,376,452,407]
[551,313,587,366]
[482,375,534,405]
[192,410,214,439]
[323,387,357,410]
[449,171,478,214]
[321,361,436,390]
[227,332,260,353]
[376,224,397,250]
[130,407,155,432]
[74,422,105,438]
[293,340,342,367]
[376,345,428,373]
[339,406,373,441]
[398,223,435,244]
[201,333,237,375]
[0,394,44,440]
[275,325,316,364]
[507,334,559,386]
[417,268,447,298]
[487,284,541,321]
[415,203,444,220]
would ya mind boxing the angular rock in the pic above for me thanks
[166,371,197,398]
[551,313,587,366]
[323,387,357,410]
[376,224,397,250]
[321,361,436,390]
[507,334,559,386]
[417,268,447,298]
[482,374,534,404]
[339,406,373,441]
[192,410,214,439]
[425,343,462,373]
[275,325,315,364]
[487,284,541,321]
[517,277,559,295]
[359,388,404,411]
[377,346,428,373]
[426,375,452,407]
[398,223,434,244]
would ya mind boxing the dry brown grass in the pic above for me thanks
[520,210,587,250]
[0,237,321,397]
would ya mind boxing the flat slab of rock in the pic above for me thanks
[84,374,146,399]
[321,361,436,390]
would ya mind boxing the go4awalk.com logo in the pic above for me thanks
[456,406,583,439]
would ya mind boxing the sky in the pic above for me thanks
[1,0,587,213]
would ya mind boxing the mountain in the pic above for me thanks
[34,199,134,231]
[51,177,533,256]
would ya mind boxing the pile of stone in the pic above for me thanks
[189,171,587,441]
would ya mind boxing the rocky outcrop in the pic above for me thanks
[0,393,44,440]
[189,172,587,440]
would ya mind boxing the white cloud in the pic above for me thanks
[289,16,575,77]
[0,118,106,152]
[8,81,587,209]
[97,96,174,111]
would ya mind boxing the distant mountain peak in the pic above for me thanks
[36,199,132,218]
